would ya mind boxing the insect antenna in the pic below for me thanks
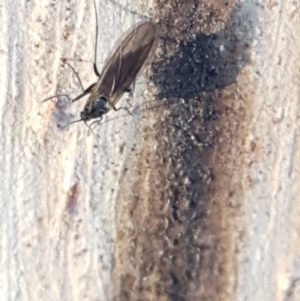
[61,118,84,129]
[92,0,101,77]
[88,119,103,131]
[85,121,98,136]
[105,0,148,19]
[60,0,100,79]
[59,118,101,148]
[83,120,102,149]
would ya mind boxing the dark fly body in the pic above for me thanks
[43,0,157,129]
[80,20,157,123]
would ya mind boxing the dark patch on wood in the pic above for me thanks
[66,182,80,214]
[114,0,257,300]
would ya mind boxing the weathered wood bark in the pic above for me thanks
[1,0,300,300]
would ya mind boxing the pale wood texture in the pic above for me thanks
[1,0,300,300]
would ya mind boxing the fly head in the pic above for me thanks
[80,96,109,121]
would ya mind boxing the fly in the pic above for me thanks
[43,0,157,129]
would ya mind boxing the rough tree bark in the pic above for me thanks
[1,0,300,300]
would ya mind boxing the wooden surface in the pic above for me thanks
[1,0,300,300]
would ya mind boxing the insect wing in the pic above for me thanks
[89,21,157,108]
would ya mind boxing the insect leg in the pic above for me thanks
[111,105,133,117]
[126,79,136,96]
[124,87,133,96]
[42,94,72,103]
[71,83,96,103]
[42,81,94,103]
[63,60,85,92]
[42,61,92,102]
